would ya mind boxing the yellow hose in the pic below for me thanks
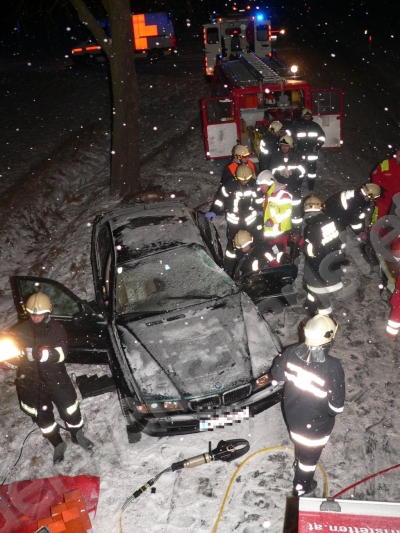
[211,445,329,533]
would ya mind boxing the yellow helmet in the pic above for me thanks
[233,230,254,249]
[25,292,52,315]
[301,108,313,118]
[232,145,251,159]
[303,195,322,213]
[361,183,381,200]
[235,164,254,181]
[279,135,294,148]
[304,315,338,347]
[269,121,283,133]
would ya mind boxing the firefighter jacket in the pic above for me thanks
[262,181,293,238]
[258,131,279,171]
[269,150,305,202]
[271,343,345,445]
[371,158,400,222]
[291,119,325,158]
[221,159,256,186]
[11,317,82,431]
[323,189,371,234]
[387,273,400,338]
[303,212,344,294]
[212,177,262,229]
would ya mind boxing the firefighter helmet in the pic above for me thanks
[269,121,283,133]
[303,196,322,213]
[232,145,251,159]
[257,170,275,186]
[25,292,52,315]
[304,315,338,347]
[235,164,254,181]
[233,230,254,249]
[361,183,381,200]
[301,108,313,118]
[279,135,294,148]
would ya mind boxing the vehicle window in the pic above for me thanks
[312,90,341,114]
[18,279,81,317]
[97,226,113,281]
[256,24,270,42]
[205,99,233,123]
[115,244,237,315]
[206,27,219,44]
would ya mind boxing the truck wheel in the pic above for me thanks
[148,50,163,62]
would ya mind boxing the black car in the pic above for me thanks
[12,202,283,442]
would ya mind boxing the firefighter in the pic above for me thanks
[10,292,94,464]
[221,144,256,186]
[290,108,325,191]
[231,229,290,278]
[207,163,261,274]
[371,148,400,223]
[302,196,344,316]
[323,183,381,236]
[386,237,400,339]
[258,121,283,172]
[257,170,292,255]
[271,314,345,497]
[269,135,305,227]
[226,229,254,276]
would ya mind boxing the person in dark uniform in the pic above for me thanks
[258,121,283,172]
[290,108,325,191]
[271,314,345,497]
[323,183,381,235]
[11,292,94,464]
[301,196,344,316]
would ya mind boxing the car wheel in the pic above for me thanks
[257,298,284,314]
[148,49,163,62]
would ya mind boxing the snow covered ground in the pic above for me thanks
[1,25,400,533]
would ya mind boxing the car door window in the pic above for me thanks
[18,279,81,317]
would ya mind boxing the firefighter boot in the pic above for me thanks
[71,429,95,451]
[293,479,317,498]
[53,442,67,464]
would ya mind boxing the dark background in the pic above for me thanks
[1,0,399,61]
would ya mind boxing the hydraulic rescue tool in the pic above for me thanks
[121,438,250,511]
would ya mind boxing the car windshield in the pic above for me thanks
[115,243,237,315]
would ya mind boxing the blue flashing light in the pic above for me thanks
[256,13,265,22]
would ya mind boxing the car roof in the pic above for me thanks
[97,202,205,262]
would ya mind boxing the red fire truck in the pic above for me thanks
[200,52,343,160]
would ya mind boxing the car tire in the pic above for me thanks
[257,298,284,314]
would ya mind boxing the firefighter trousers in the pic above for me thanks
[293,443,325,492]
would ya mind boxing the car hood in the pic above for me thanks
[115,292,280,400]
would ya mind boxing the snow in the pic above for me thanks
[1,27,400,533]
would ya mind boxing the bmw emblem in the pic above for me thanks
[215,382,222,389]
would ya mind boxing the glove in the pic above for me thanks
[356,230,368,243]
[265,219,274,228]
[257,211,264,216]
[205,212,217,220]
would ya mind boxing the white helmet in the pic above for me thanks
[233,230,254,249]
[26,292,53,315]
[269,121,283,133]
[257,170,275,186]
[304,315,338,347]
[361,183,381,200]
[279,135,294,148]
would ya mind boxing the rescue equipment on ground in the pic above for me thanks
[121,439,250,511]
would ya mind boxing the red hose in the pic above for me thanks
[331,463,400,499]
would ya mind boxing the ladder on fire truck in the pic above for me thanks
[238,52,283,85]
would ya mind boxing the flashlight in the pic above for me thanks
[0,336,22,362]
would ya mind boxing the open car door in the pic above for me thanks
[200,97,238,159]
[311,88,343,149]
[12,276,109,364]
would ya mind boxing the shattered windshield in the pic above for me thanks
[115,243,237,315]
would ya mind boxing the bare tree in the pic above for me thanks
[68,0,141,196]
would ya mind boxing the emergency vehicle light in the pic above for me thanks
[86,46,101,51]
[72,48,83,54]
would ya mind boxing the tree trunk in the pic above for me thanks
[68,0,141,196]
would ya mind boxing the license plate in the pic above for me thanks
[198,406,250,431]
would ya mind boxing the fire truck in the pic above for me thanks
[203,14,272,76]
[71,12,177,65]
[200,52,343,160]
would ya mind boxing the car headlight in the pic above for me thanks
[252,373,270,392]
[136,401,185,414]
